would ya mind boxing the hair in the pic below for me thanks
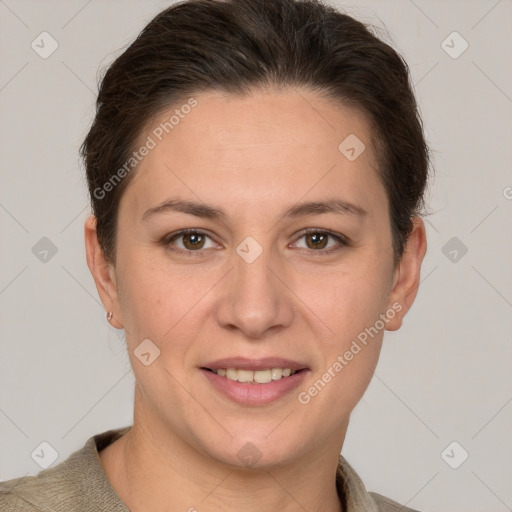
[81,0,431,267]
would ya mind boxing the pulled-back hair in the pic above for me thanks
[81,0,431,266]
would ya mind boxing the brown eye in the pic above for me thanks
[181,232,205,250]
[293,229,348,254]
[165,229,217,253]
[304,232,328,250]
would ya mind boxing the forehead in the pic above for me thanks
[121,88,385,220]
[149,88,373,154]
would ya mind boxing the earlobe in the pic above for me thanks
[84,215,124,329]
[385,217,427,332]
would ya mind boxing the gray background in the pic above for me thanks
[1,0,511,510]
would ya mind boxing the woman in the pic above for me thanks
[0,0,429,510]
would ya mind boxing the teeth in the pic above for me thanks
[237,369,253,383]
[254,369,272,383]
[271,368,282,380]
[226,368,237,380]
[212,368,297,384]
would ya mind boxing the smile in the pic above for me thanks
[205,367,299,384]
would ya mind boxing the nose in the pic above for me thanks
[215,244,294,339]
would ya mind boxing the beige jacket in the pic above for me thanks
[0,426,419,511]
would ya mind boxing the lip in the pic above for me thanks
[201,357,309,372]
[201,367,309,406]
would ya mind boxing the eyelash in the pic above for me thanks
[161,228,349,257]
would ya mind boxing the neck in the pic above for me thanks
[100,393,345,512]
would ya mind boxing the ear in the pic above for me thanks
[84,215,124,329]
[385,217,427,331]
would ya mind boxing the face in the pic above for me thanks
[87,88,424,469]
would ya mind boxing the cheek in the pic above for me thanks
[331,341,382,413]
[292,261,389,405]
[300,276,385,415]
[296,262,390,340]
[117,251,216,357]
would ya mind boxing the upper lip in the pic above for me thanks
[202,357,308,371]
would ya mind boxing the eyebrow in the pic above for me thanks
[141,197,367,223]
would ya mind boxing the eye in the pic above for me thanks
[163,229,218,253]
[292,229,348,254]
[162,228,349,256]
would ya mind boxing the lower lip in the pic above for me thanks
[200,368,309,406]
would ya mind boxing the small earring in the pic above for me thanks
[106,311,113,322]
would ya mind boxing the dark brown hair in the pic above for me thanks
[81,0,431,266]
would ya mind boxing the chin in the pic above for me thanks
[198,431,306,472]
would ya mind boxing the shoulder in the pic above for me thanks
[0,426,131,511]
[0,471,66,511]
[336,454,422,512]
[370,491,421,512]
[0,494,31,511]
[0,450,89,510]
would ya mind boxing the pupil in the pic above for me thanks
[185,233,203,249]
[308,233,327,249]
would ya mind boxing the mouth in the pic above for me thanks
[199,357,309,405]
[201,367,305,384]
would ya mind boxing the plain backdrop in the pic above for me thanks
[0,1,511,511]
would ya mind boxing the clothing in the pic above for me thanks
[0,426,419,511]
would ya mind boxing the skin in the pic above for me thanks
[85,87,427,512]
